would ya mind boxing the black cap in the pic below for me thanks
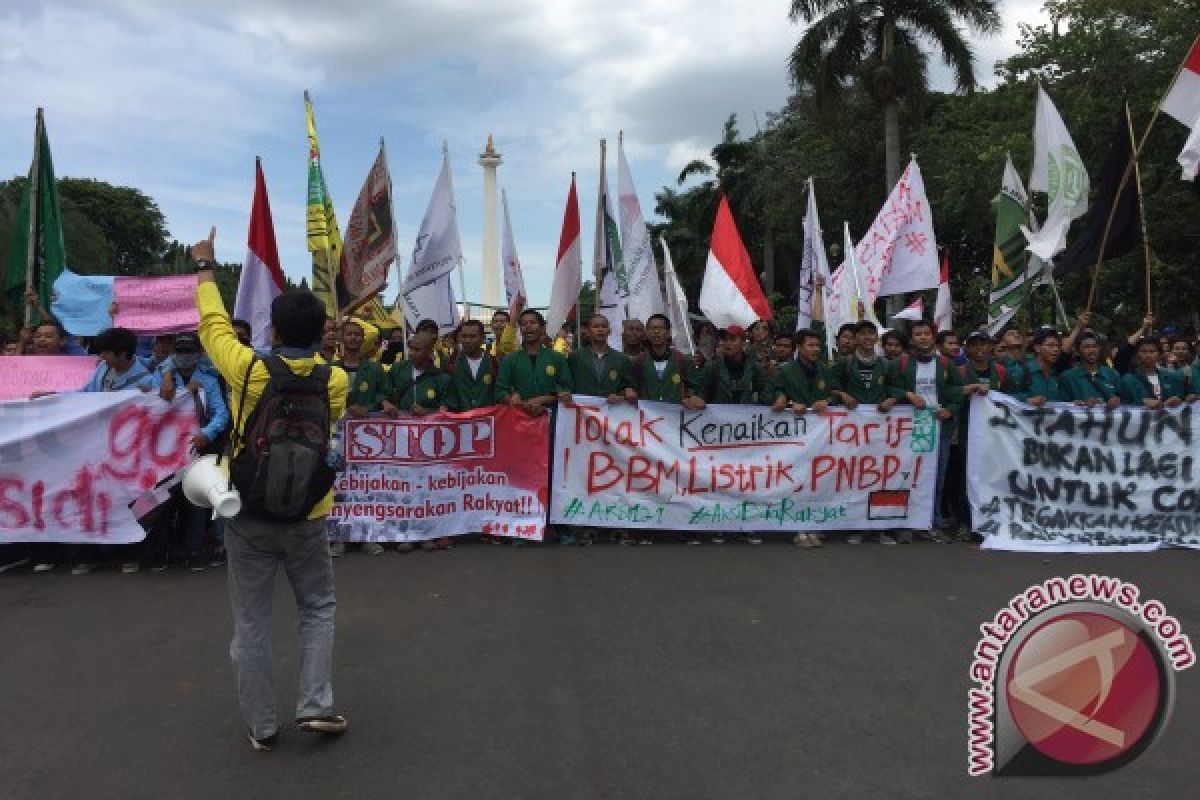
[174,331,201,353]
[964,331,991,344]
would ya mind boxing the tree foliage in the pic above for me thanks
[655,0,1200,337]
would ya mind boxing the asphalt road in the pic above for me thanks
[1,539,1197,800]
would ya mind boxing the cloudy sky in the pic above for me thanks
[0,0,1046,308]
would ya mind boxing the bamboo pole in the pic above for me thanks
[1084,51,1190,313]
[1124,105,1155,316]
[24,108,43,328]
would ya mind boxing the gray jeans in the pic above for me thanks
[224,514,336,739]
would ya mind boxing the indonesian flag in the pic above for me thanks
[234,159,285,349]
[699,194,771,329]
[891,297,924,321]
[1162,36,1200,179]
[545,173,582,337]
[933,250,953,333]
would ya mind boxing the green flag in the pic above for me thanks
[4,109,66,324]
[987,155,1046,334]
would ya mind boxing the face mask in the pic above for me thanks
[174,353,200,371]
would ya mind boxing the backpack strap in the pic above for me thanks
[226,355,259,474]
[995,363,1007,387]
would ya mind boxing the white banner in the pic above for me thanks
[967,394,1200,552]
[0,392,198,544]
[551,398,938,532]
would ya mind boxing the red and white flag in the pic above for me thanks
[698,194,771,329]
[891,297,924,322]
[1162,35,1200,179]
[234,159,285,349]
[546,173,582,337]
[500,188,526,317]
[934,250,953,333]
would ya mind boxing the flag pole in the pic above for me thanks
[593,140,606,323]
[1125,104,1154,316]
[24,108,43,328]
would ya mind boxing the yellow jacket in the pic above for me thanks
[490,323,519,359]
[196,282,348,519]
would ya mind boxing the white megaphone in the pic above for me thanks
[182,454,243,519]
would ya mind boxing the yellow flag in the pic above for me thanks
[305,91,344,318]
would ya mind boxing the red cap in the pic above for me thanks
[724,325,745,337]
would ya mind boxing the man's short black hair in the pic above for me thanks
[910,320,935,335]
[935,329,957,346]
[231,318,252,334]
[460,319,485,335]
[491,309,510,321]
[881,330,908,349]
[93,327,138,359]
[1074,329,1100,350]
[854,320,878,335]
[793,329,821,347]
[415,318,440,335]
[774,331,794,344]
[1032,328,1061,346]
[646,313,671,330]
[1135,336,1160,352]
[270,290,327,349]
[837,323,858,339]
[34,318,67,338]
[519,309,546,327]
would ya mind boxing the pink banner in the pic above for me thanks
[0,356,99,400]
[113,274,199,334]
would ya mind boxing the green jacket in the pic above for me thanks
[496,346,573,401]
[566,347,635,398]
[696,354,770,405]
[836,354,889,404]
[336,357,388,411]
[386,361,452,411]
[632,348,693,403]
[886,352,963,422]
[1010,360,1065,403]
[1119,368,1187,405]
[773,358,838,405]
[446,351,498,411]
[958,359,1011,393]
[1058,364,1122,403]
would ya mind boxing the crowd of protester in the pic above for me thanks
[1,285,1197,574]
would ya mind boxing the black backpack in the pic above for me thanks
[229,356,337,521]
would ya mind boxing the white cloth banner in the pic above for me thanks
[967,394,1200,552]
[551,398,938,532]
[402,149,463,333]
[850,158,940,299]
[0,392,198,544]
[616,138,666,321]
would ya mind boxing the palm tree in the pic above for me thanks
[788,0,1001,191]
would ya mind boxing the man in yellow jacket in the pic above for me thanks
[192,228,349,752]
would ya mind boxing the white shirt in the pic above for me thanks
[466,355,483,379]
[653,358,669,378]
[914,358,939,409]
[1147,373,1161,400]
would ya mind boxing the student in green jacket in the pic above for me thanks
[1120,337,1187,408]
[770,328,840,550]
[1010,328,1066,405]
[566,314,637,403]
[834,320,894,411]
[692,325,770,544]
[693,325,771,407]
[336,319,388,415]
[445,319,497,411]
[634,314,702,407]
[1058,330,1122,408]
[885,319,962,543]
[383,332,452,415]
[496,309,573,415]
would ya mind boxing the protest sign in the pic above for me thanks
[0,356,98,400]
[51,269,115,336]
[330,405,549,541]
[967,394,1200,551]
[0,392,198,544]
[113,274,199,334]
[550,397,937,532]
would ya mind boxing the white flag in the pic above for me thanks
[823,223,880,357]
[401,146,462,333]
[795,177,829,331]
[1021,86,1090,260]
[500,189,527,316]
[660,236,695,354]
[616,135,666,322]
[933,253,953,333]
[594,145,625,349]
[892,297,924,321]
[1179,112,1200,180]
[850,158,940,299]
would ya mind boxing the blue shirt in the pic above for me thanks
[149,365,231,443]
[80,360,155,393]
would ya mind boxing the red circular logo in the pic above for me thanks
[1005,611,1163,766]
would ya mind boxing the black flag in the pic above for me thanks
[1052,106,1141,277]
